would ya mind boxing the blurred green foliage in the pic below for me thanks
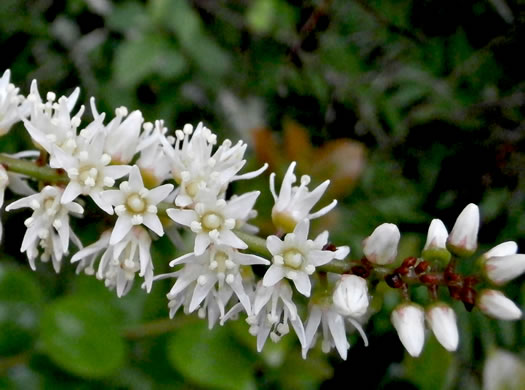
[1,0,524,389]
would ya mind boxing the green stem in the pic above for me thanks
[0,154,68,183]
[123,316,198,340]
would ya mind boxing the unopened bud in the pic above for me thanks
[484,254,525,286]
[426,303,459,351]
[422,219,451,263]
[447,203,479,257]
[363,223,400,265]
[332,275,369,318]
[391,303,425,357]
[477,289,522,320]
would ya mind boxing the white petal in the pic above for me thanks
[262,265,285,287]
[101,190,125,206]
[146,184,174,204]
[90,191,114,214]
[234,252,270,266]
[327,311,349,360]
[194,233,211,256]
[142,214,164,236]
[224,191,260,220]
[292,272,311,297]
[266,235,284,255]
[293,219,310,242]
[167,208,197,227]
[218,229,247,249]
[110,215,133,245]
[61,182,83,204]
[104,165,132,179]
[128,165,144,191]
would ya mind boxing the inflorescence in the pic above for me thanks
[0,69,523,359]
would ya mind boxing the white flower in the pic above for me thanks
[246,280,306,352]
[167,190,260,255]
[270,161,337,233]
[483,349,525,390]
[23,81,83,160]
[162,122,267,207]
[302,279,369,361]
[263,219,337,297]
[52,132,131,213]
[482,242,525,285]
[426,303,459,352]
[391,303,425,357]
[0,69,25,135]
[447,203,479,256]
[477,289,522,320]
[6,186,83,272]
[362,223,400,265]
[101,165,173,244]
[91,100,144,164]
[333,275,369,318]
[72,227,154,297]
[158,245,268,321]
[136,120,172,186]
[302,301,367,360]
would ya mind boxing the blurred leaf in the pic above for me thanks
[403,336,457,390]
[283,120,313,166]
[0,265,42,355]
[246,0,276,34]
[167,321,256,390]
[40,295,125,378]
[314,139,366,198]
[113,34,186,87]
[150,0,231,77]
[106,1,149,33]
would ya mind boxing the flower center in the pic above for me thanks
[126,193,146,213]
[202,212,223,231]
[186,180,203,197]
[78,165,99,187]
[283,249,303,269]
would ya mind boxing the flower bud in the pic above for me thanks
[483,349,525,390]
[477,289,522,320]
[484,254,525,286]
[483,241,517,259]
[422,219,451,263]
[391,303,425,357]
[447,203,479,257]
[333,275,369,318]
[363,223,400,265]
[426,303,458,351]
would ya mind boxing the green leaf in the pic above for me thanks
[40,295,125,378]
[0,265,42,355]
[167,321,256,390]
[113,35,186,87]
[403,336,457,390]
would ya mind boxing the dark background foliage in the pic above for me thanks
[0,0,524,389]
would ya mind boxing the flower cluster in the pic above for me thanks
[0,70,522,362]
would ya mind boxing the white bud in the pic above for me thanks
[426,303,459,351]
[447,203,479,256]
[484,254,525,285]
[333,275,369,318]
[363,223,400,265]
[391,303,425,357]
[483,241,517,259]
[477,290,522,320]
[483,349,525,390]
[423,219,448,251]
